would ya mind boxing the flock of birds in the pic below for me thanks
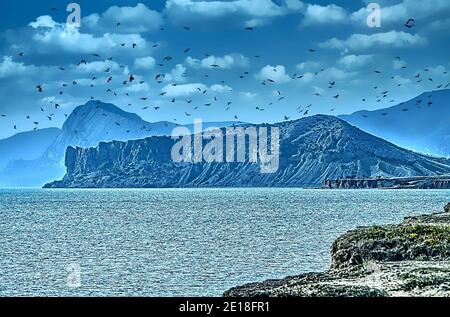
[1,11,449,136]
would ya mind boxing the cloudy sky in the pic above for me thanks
[0,0,449,138]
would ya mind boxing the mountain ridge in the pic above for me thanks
[0,100,240,187]
[339,89,450,157]
[0,128,60,173]
[44,115,450,188]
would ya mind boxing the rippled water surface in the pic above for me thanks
[0,188,448,296]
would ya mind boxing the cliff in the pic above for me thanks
[44,115,450,188]
[224,204,450,297]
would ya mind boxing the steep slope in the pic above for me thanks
[0,100,239,187]
[339,89,450,157]
[0,128,60,172]
[45,115,450,188]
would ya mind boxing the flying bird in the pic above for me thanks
[404,19,415,28]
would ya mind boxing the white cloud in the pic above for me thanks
[257,65,291,83]
[165,0,287,22]
[162,83,231,97]
[245,19,266,28]
[392,76,411,86]
[351,0,450,26]
[302,4,348,25]
[164,64,187,82]
[296,60,322,71]
[295,67,358,85]
[210,84,233,93]
[285,0,305,11]
[0,56,29,78]
[82,3,163,34]
[75,60,121,73]
[240,91,258,98]
[186,54,249,69]
[29,15,57,29]
[320,31,427,50]
[134,56,156,70]
[337,54,374,69]
[124,82,151,93]
[30,20,150,55]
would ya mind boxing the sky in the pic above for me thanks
[0,0,449,139]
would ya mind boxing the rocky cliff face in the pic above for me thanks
[45,115,450,188]
[225,204,450,297]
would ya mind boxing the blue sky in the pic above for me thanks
[0,0,449,138]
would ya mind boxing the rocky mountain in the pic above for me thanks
[0,128,60,173]
[45,115,450,188]
[339,89,450,157]
[0,100,238,187]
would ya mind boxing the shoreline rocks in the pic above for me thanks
[224,203,450,297]
[323,175,450,189]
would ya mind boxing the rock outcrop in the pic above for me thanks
[44,115,450,188]
[224,204,450,297]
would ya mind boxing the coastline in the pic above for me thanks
[323,175,450,189]
[224,203,450,297]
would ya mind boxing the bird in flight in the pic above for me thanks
[404,19,416,28]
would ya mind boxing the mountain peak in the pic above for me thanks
[71,100,143,123]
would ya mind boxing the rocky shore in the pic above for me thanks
[323,175,450,189]
[224,203,450,297]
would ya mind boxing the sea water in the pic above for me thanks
[0,188,448,296]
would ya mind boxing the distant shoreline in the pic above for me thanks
[323,175,450,189]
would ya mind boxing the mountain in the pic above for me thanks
[0,128,60,172]
[44,115,450,188]
[0,100,239,187]
[339,89,450,157]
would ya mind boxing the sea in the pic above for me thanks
[0,188,448,296]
